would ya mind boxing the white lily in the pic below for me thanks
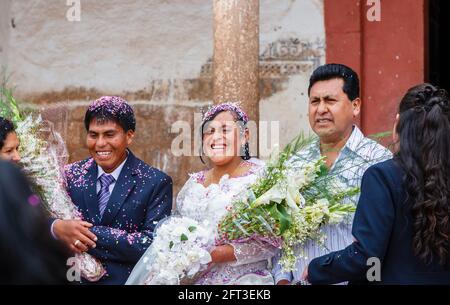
[285,177,306,212]
[251,181,285,207]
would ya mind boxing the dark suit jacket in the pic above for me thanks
[308,159,450,285]
[65,151,172,284]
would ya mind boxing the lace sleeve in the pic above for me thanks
[229,240,278,266]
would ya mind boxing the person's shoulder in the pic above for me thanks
[64,157,95,183]
[361,159,406,207]
[359,134,391,152]
[188,169,207,184]
[363,158,403,185]
[130,156,172,184]
[370,158,402,170]
[355,135,392,164]
[246,157,265,168]
[350,126,391,159]
[242,157,266,177]
[65,157,94,171]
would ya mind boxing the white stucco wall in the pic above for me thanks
[260,0,325,151]
[0,0,325,174]
[5,0,213,95]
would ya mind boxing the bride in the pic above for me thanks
[127,102,277,285]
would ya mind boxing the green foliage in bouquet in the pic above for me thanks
[0,77,22,123]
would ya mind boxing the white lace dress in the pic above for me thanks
[126,158,277,285]
[174,158,277,285]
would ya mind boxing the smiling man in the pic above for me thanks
[51,96,172,284]
[272,64,392,285]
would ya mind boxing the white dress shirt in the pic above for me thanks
[96,157,128,195]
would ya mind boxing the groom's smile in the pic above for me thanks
[96,151,112,160]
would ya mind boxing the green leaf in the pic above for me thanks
[188,226,196,232]
[317,162,329,177]
[169,241,174,249]
[329,203,356,213]
[367,131,392,141]
[180,234,188,241]
[277,204,292,234]
[0,79,23,123]
[268,203,292,234]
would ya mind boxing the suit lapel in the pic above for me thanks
[82,162,101,224]
[100,153,137,226]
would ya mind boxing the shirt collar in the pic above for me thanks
[343,125,365,154]
[312,125,364,156]
[97,154,128,181]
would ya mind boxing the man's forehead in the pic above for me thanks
[310,78,344,95]
[310,93,340,99]
[89,118,122,131]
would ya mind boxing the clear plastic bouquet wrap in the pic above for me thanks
[1,84,106,281]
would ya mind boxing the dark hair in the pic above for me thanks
[394,83,450,266]
[0,161,69,284]
[0,117,15,150]
[200,110,251,164]
[84,96,136,132]
[308,63,360,101]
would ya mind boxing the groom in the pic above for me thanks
[51,96,173,284]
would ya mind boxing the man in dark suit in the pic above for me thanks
[51,96,172,284]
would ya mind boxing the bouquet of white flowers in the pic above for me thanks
[137,216,215,285]
[1,84,106,281]
[217,134,359,271]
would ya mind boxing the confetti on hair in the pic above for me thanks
[88,96,134,116]
[87,96,136,131]
[202,102,249,125]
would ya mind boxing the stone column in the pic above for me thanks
[213,0,259,154]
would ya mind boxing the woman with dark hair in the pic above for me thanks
[0,161,69,284]
[127,102,277,285]
[303,83,450,284]
[0,117,20,163]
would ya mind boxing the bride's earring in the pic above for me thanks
[240,142,250,160]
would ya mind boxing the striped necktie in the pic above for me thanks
[98,174,115,218]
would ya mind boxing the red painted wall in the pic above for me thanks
[325,0,427,140]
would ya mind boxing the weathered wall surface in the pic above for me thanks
[1,0,325,196]
[260,0,324,149]
[0,0,11,69]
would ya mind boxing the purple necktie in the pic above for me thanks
[98,174,115,218]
